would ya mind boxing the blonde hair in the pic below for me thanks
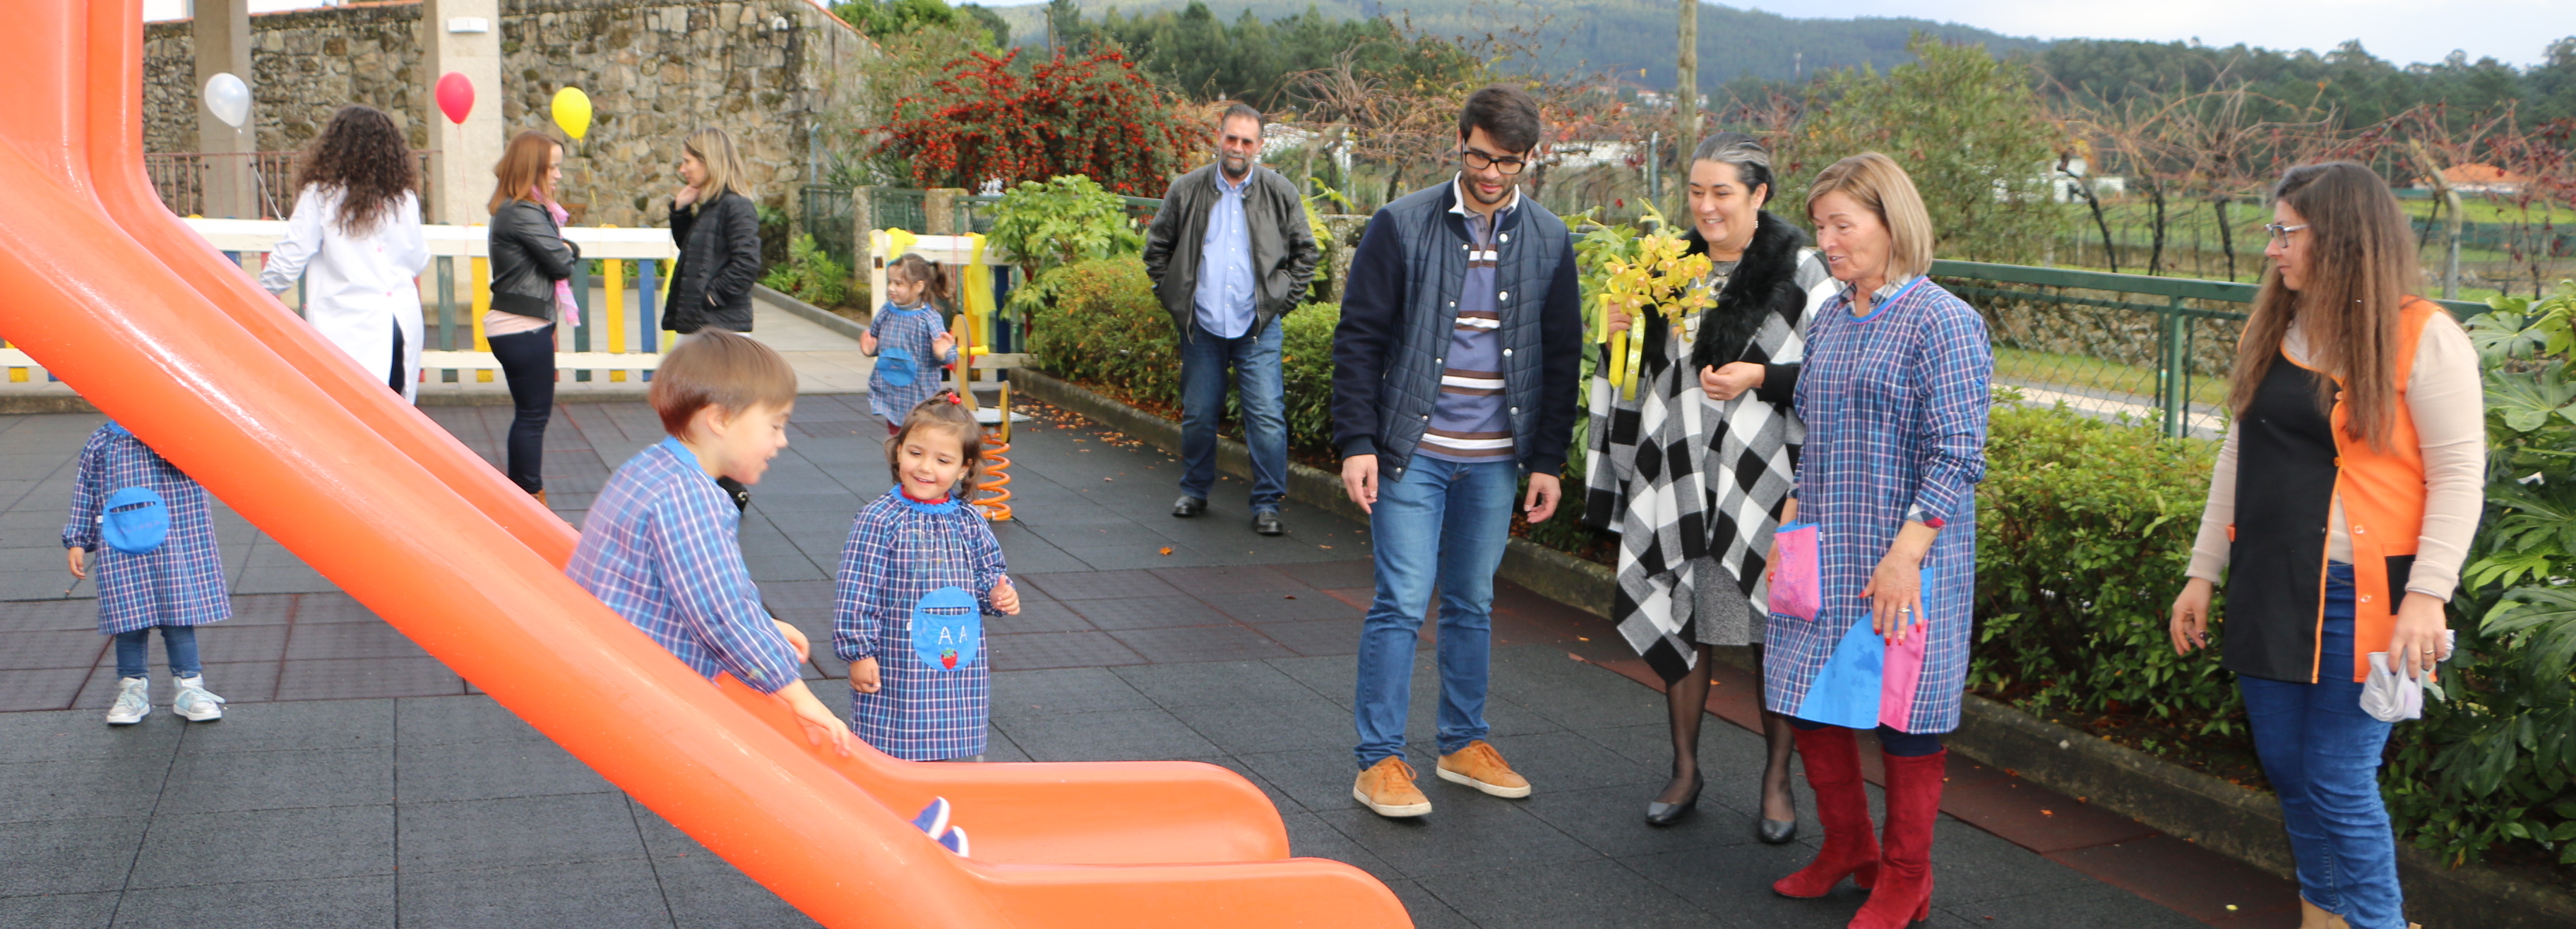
[683,127,751,202]
[2226,162,2423,452]
[488,131,563,215]
[1806,152,1936,280]
[650,330,798,436]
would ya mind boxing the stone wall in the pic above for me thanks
[145,0,871,227]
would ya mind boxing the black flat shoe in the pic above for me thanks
[1172,496,1207,517]
[1644,773,1703,827]
[1253,510,1284,536]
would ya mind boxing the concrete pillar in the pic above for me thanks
[423,0,505,225]
[924,188,964,234]
[190,0,256,218]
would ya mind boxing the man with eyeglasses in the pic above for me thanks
[1143,102,1322,537]
[1330,85,1585,817]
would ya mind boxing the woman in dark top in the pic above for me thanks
[666,127,763,337]
[1587,133,1835,838]
[484,131,580,503]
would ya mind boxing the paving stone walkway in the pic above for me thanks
[0,396,2291,928]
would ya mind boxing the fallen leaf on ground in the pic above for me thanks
[1158,546,1173,555]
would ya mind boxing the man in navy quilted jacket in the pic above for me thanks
[1330,85,1585,818]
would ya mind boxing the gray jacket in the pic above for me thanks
[1140,163,1320,340]
[1329,181,1584,476]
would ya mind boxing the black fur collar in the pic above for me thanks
[1683,211,1811,372]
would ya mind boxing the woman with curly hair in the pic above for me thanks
[258,104,431,400]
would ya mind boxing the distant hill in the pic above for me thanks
[993,0,2054,90]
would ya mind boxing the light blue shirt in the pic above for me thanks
[1191,169,1258,339]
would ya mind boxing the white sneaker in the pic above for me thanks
[172,675,226,722]
[105,676,150,725]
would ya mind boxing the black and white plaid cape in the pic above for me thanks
[1583,216,1834,683]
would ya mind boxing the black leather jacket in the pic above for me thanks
[667,191,761,333]
[487,199,578,321]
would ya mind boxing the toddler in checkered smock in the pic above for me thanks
[835,397,1019,761]
[63,420,232,726]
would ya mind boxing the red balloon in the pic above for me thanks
[435,72,473,126]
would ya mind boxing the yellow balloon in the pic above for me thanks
[551,86,592,140]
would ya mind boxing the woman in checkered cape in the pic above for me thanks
[1583,133,1835,834]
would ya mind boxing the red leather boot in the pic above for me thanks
[1851,748,1945,928]
[1772,725,1879,897]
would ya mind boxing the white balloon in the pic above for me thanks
[203,73,250,129]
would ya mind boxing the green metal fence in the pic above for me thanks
[798,185,855,270]
[1931,260,2488,438]
[950,194,1162,236]
[871,187,930,236]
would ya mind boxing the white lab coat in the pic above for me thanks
[258,185,431,401]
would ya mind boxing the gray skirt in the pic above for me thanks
[1692,556,1765,646]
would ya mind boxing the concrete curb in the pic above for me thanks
[753,283,871,340]
[1009,368,1615,616]
[1012,366,2576,929]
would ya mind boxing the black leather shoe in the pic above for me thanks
[1172,496,1207,517]
[1757,765,1799,843]
[1644,773,1703,827]
[1253,510,1284,536]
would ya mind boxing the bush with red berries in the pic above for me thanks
[879,47,1199,197]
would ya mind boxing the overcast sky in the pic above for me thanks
[145,0,2576,68]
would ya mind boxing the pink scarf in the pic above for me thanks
[543,198,580,329]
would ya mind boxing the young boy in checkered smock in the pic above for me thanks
[566,332,855,757]
[859,253,959,435]
[836,397,1020,761]
[63,420,231,726]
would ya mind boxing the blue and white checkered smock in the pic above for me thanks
[834,487,1006,761]
[62,422,230,635]
[1767,277,1991,734]
[569,438,801,694]
[866,303,960,424]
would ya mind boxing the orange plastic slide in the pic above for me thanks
[2,4,1408,925]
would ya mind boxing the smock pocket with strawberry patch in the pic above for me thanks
[910,586,982,671]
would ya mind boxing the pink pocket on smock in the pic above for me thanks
[1767,521,1820,621]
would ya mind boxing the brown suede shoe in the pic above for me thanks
[1353,756,1432,817]
[532,489,549,506]
[1436,739,1532,798]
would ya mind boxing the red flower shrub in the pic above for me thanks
[880,48,1200,196]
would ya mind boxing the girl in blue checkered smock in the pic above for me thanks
[835,399,1019,761]
[861,254,959,432]
[62,421,232,725]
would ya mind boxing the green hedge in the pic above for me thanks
[1028,256,1340,456]
[1971,404,2242,753]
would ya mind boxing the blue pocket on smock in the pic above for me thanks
[910,587,982,671]
[100,486,169,555]
[878,345,916,387]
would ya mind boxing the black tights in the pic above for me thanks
[487,326,555,493]
[1659,643,1799,818]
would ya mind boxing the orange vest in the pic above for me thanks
[2290,298,2436,683]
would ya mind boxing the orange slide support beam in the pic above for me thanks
[0,4,1408,925]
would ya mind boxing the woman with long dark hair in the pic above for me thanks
[1587,133,1833,837]
[2171,162,2482,929]
[484,131,580,503]
[259,105,430,399]
[666,127,762,337]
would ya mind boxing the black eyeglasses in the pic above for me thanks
[1460,148,1530,176]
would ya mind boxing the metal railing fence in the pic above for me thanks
[1931,260,2488,438]
[799,185,856,270]
[143,151,437,220]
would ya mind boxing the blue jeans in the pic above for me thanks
[114,625,201,680]
[1353,457,1517,767]
[2239,563,2404,928]
[1178,319,1287,512]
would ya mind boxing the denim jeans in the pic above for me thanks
[2240,563,2405,929]
[1177,320,1287,512]
[114,625,201,680]
[487,326,555,493]
[1352,457,1517,767]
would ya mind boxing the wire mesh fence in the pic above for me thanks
[799,185,856,269]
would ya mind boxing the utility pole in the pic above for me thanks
[1676,0,1698,176]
